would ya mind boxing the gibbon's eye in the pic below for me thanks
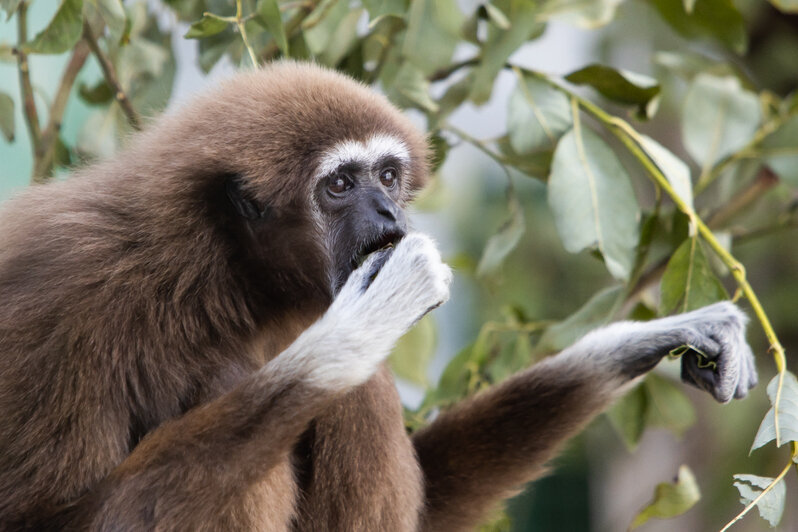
[328,173,354,195]
[379,167,397,189]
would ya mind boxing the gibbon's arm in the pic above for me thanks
[413,302,757,532]
[63,234,451,531]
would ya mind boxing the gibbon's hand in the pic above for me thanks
[672,302,758,403]
[292,233,451,392]
[616,302,757,403]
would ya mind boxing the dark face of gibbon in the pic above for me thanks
[313,140,409,290]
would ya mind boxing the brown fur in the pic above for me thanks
[0,62,628,531]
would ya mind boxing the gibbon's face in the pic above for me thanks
[313,134,410,291]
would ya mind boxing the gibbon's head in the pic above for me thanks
[139,61,430,302]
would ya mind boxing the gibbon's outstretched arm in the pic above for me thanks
[63,234,450,531]
[413,302,756,532]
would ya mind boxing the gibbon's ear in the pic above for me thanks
[225,175,270,220]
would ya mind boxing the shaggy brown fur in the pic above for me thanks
[0,62,752,531]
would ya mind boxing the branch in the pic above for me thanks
[707,167,779,228]
[429,57,480,82]
[31,40,90,181]
[14,1,41,158]
[82,21,141,130]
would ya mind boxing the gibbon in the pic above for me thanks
[0,62,757,531]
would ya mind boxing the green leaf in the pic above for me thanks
[483,2,510,30]
[495,136,553,180]
[565,64,661,119]
[389,62,439,113]
[26,0,84,55]
[1,0,22,20]
[78,79,113,105]
[732,474,785,528]
[316,7,363,66]
[760,115,798,186]
[303,0,351,59]
[363,0,406,20]
[507,73,572,154]
[637,135,693,210]
[660,238,728,314]
[476,192,525,276]
[256,0,288,55]
[87,0,126,42]
[537,286,624,353]
[751,371,798,450]
[469,0,543,104]
[607,385,648,450]
[401,0,463,76]
[651,0,746,54]
[548,126,640,280]
[644,373,696,436]
[682,74,760,170]
[539,0,623,28]
[184,14,229,39]
[0,91,14,142]
[769,0,798,13]
[389,315,436,387]
[631,465,701,528]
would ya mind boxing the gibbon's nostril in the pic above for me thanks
[372,194,398,222]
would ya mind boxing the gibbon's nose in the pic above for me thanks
[373,192,399,222]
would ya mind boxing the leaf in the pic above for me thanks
[389,62,438,113]
[538,0,623,28]
[476,193,525,276]
[0,91,14,142]
[644,373,696,436]
[184,14,229,39]
[389,315,436,387]
[565,64,661,120]
[303,0,350,58]
[637,135,693,210]
[362,0,406,20]
[537,286,624,353]
[483,2,510,30]
[751,371,798,450]
[256,0,288,55]
[316,7,363,66]
[607,385,648,450]
[401,0,463,76]
[25,0,84,55]
[78,79,113,105]
[495,136,553,180]
[760,115,798,187]
[631,466,701,528]
[769,0,798,13]
[469,0,543,104]
[651,0,746,54]
[682,74,761,169]
[547,126,640,280]
[1,0,22,20]
[660,238,728,314]
[507,72,572,154]
[732,474,786,528]
[88,0,126,42]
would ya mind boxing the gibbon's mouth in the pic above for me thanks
[352,229,406,270]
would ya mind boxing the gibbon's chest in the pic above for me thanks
[291,365,423,531]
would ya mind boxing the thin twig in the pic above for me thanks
[14,1,41,160]
[429,57,480,82]
[83,20,141,130]
[707,167,779,228]
[31,41,90,180]
[235,0,258,67]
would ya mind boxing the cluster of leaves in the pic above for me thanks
[3,0,798,529]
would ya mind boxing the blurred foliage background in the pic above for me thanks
[2,0,798,530]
